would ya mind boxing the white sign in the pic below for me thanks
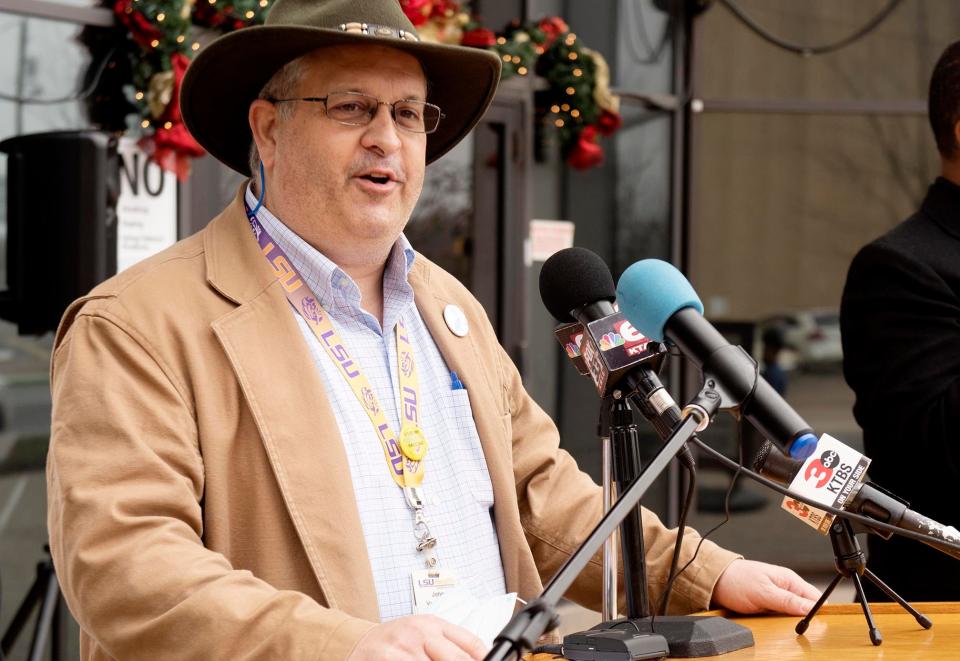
[780,434,871,534]
[528,219,575,263]
[116,137,178,273]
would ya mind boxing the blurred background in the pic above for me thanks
[0,0,955,658]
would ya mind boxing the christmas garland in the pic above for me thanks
[94,0,620,176]
[398,2,623,169]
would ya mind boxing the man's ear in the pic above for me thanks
[249,100,280,169]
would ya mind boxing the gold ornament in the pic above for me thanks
[181,0,196,20]
[584,47,620,114]
[417,17,463,45]
[146,70,175,119]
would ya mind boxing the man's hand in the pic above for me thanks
[711,559,821,615]
[348,614,488,661]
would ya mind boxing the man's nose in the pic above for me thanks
[360,103,403,155]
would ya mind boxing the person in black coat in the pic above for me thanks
[840,41,960,602]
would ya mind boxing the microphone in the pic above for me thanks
[615,259,816,453]
[754,440,960,562]
[539,248,684,444]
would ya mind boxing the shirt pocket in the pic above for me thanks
[441,387,495,507]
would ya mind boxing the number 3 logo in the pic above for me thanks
[804,459,832,489]
[786,499,810,518]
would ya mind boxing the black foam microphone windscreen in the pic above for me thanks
[539,247,616,322]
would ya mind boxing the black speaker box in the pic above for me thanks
[0,130,119,335]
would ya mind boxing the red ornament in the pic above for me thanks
[566,126,604,170]
[154,123,205,158]
[145,52,205,179]
[461,28,497,48]
[538,16,570,47]
[193,5,228,28]
[430,0,460,18]
[399,0,433,26]
[596,109,623,137]
[149,123,205,180]
[113,0,164,49]
[159,52,192,124]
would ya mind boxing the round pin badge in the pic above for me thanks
[443,304,469,337]
[399,425,428,461]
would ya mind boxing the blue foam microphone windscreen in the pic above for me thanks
[616,259,704,343]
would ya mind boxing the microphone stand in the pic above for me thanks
[607,393,651,619]
[486,382,752,661]
[587,394,751,658]
[598,397,618,622]
[795,518,931,646]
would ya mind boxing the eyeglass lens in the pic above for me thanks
[326,92,441,133]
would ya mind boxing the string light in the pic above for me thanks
[568,52,578,61]
[150,39,160,48]
[156,12,165,21]
[134,91,144,101]
[502,54,511,62]
[517,66,528,75]
[141,119,150,128]
[260,0,269,6]
[550,104,560,113]
[555,119,565,128]
[573,68,583,77]
[164,121,173,129]
[245,10,254,18]
[177,35,186,43]
[565,86,575,95]
[571,109,581,118]
[192,42,201,50]
[511,55,521,64]
[561,103,570,111]
[496,37,507,45]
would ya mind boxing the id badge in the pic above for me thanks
[412,568,459,612]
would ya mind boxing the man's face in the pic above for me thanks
[265,45,428,253]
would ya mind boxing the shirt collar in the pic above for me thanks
[244,183,416,331]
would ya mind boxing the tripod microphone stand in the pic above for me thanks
[795,517,931,645]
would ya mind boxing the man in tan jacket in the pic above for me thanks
[47,1,819,659]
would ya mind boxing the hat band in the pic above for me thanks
[338,22,421,42]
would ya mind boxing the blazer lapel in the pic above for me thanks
[206,194,380,621]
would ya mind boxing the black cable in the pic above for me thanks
[657,459,697,616]
[719,0,904,56]
[0,45,118,105]
[655,423,746,614]
[625,0,672,65]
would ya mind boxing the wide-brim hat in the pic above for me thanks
[181,0,502,176]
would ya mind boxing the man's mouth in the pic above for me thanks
[355,168,402,187]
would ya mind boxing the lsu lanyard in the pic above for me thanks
[244,203,438,564]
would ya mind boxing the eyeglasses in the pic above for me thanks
[268,91,444,134]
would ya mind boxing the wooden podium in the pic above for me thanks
[525,602,960,660]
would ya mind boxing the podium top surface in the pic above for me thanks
[526,603,960,660]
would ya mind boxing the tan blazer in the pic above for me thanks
[47,191,738,660]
